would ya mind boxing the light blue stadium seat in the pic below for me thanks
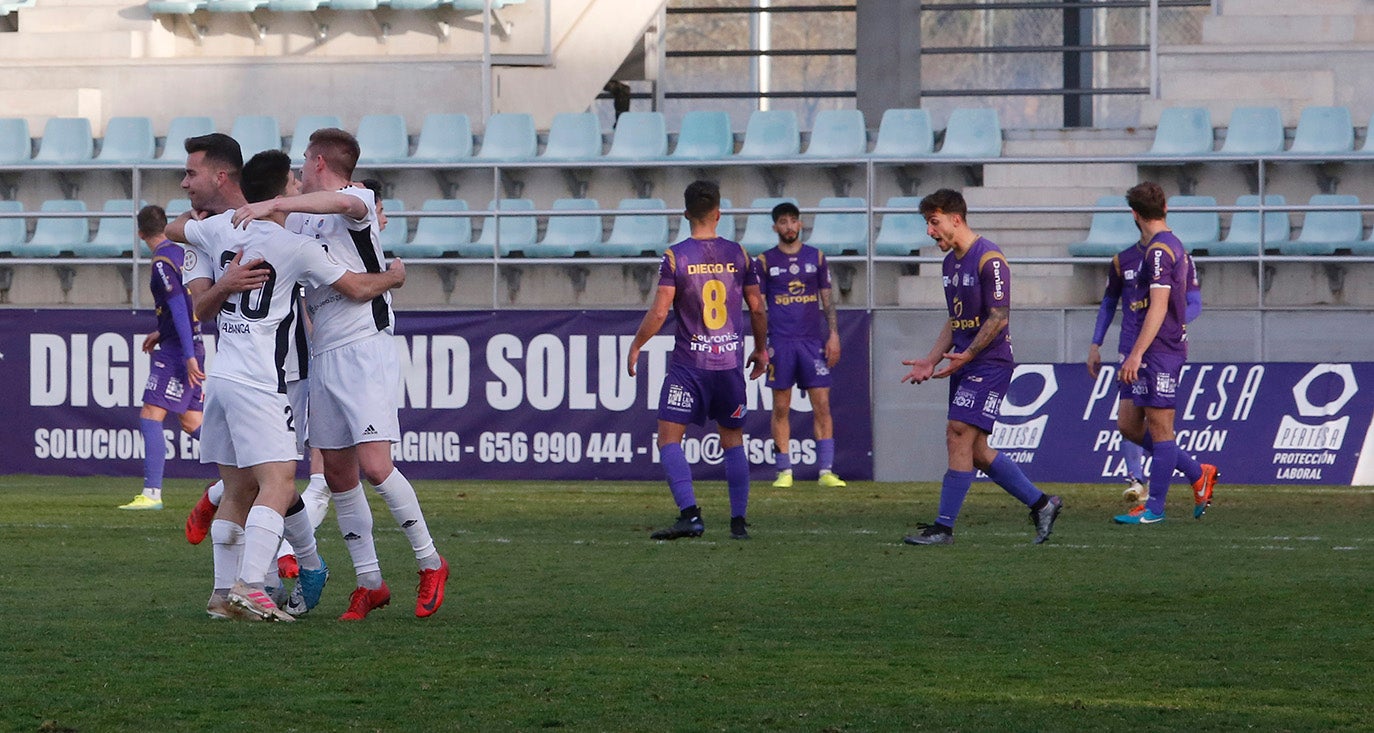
[1208,195,1288,256]
[874,196,925,255]
[267,0,323,9]
[464,198,536,257]
[80,199,145,257]
[401,199,470,258]
[871,108,934,158]
[377,198,407,255]
[0,118,31,164]
[164,198,192,217]
[1287,106,1354,155]
[148,0,204,13]
[159,116,215,163]
[738,110,800,158]
[96,117,156,164]
[1219,107,1284,156]
[675,198,735,244]
[739,196,798,256]
[1147,107,1212,156]
[356,114,409,165]
[596,198,668,256]
[606,112,667,160]
[410,113,472,162]
[803,109,867,158]
[807,197,868,255]
[540,112,602,161]
[0,200,24,256]
[452,0,522,8]
[476,113,536,161]
[322,0,378,8]
[671,110,733,160]
[535,198,601,258]
[33,118,94,164]
[231,115,282,158]
[288,115,343,161]
[25,200,88,257]
[1282,194,1363,255]
[1361,112,1374,154]
[389,0,441,8]
[1068,196,1136,257]
[936,108,1002,157]
[207,0,266,11]
[1166,195,1219,253]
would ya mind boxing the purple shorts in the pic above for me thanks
[947,360,1012,433]
[142,343,206,415]
[657,362,748,428]
[765,339,831,391]
[1128,351,1185,409]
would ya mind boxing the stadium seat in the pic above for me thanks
[1361,112,1374,154]
[606,112,667,160]
[870,108,934,158]
[874,196,926,255]
[401,199,470,258]
[410,113,472,162]
[389,0,442,8]
[452,0,522,8]
[936,108,1002,157]
[535,198,602,258]
[322,0,378,9]
[33,117,94,164]
[674,198,735,244]
[1208,195,1288,256]
[737,110,800,158]
[1068,196,1137,257]
[0,200,24,256]
[670,110,733,160]
[0,117,31,164]
[464,198,536,257]
[159,116,215,163]
[164,198,193,217]
[739,196,797,256]
[80,199,143,257]
[377,198,407,255]
[595,198,668,256]
[356,114,410,165]
[230,115,282,158]
[1147,107,1213,156]
[803,109,867,158]
[267,0,323,9]
[475,113,537,161]
[806,197,868,255]
[1286,106,1354,155]
[287,115,343,161]
[25,200,88,257]
[1166,195,1220,253]
[96,117,156,164]
[540,112,602,161]
[148,1,204,13]
[1281,194,1363,255]
[207,0,266,11]
[1219,107,1284,156]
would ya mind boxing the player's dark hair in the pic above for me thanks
[183,133,243,177]
[241,150,293,204]
[683,180,720,222]
[771,201,800,223]
[919,188,968,220]
[1127,181,1168,220]
[137,205,167,238]
[361,178,384,200]
[307,127,361,179]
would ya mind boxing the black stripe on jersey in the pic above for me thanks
[293,283,309,379]
[349,227,391,332]
[275,301,295,395]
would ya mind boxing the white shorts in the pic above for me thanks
[200,376,299,468]
[308,333,401,450]
[286,377,310,457]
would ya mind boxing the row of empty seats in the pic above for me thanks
[0,200,146,258]
[147,0,522,13]
[1149,105,1374,157]
[1070,194,1374,256]
[0,108,1004,168]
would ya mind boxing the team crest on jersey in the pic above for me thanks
[788,264,799,275]
[770,266,781,276]
[805,263,816,273]
[182,249,197,272]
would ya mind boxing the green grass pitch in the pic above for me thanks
[1,476,1371,731]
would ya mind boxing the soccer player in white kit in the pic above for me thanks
[232,128,449,620]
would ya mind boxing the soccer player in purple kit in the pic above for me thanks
[627,180,769,541]
[119,204,207,511]
[899,189,1062,546]
[755,202,845,489]
[1111,182,1219,525]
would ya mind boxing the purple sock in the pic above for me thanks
[660,442,696,511]
[140,418,165,489]
[936,469,975,528]
[986,452,1044,507]
[1140,432,1201,484]
[1146,440,1176,515]
[724,445,750,518]
[774,442,791,472]
[817,438,835,472]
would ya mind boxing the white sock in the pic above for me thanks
[282,501,322,571]
[333,483,383,587]
[206,480,225,507]
[373,468,440,570]
[239,505,285,588]
[303,474,331,530]
[210,519,244,592]
[142,487,162,501]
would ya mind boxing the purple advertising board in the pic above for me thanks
[2,308,874,481]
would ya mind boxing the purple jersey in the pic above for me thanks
[1137,230,1189,359]
[1107,243,1149,355]
[943,236,1013,366]
[150,240,201,361]
[755,244,831,342]
[658,236,758,371]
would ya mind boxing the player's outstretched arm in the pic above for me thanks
[627,285,674,377]
[231,191,368,229]
[165,211,193,244]
[331,258,405,301]
[744,283,769,380]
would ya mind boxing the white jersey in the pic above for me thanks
[290,186,394,355]
[184,215,346,393]
[282,283,310,383]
